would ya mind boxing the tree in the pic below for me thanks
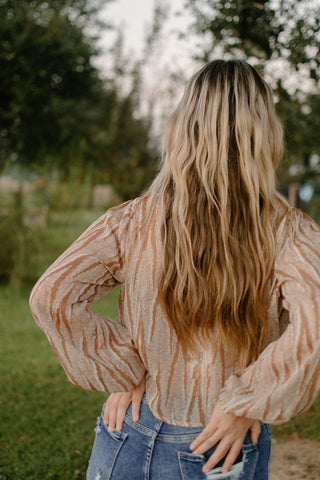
[75,81,158,201]
[183,0,320,166]
[0,0,159,200]
[0,0,105,172]
[184,0,320,78]
[106,91,158,200]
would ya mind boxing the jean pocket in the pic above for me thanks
[206,443,259,480]
[86,415,128,480]
[204,462,244,479]
[178,452,206,480]
[178,442,259,480]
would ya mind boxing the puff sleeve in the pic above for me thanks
[218,209,320,424]
[29,200,146,392]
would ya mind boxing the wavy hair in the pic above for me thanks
[147,60,288,367]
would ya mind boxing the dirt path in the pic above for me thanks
[270,439,320,479]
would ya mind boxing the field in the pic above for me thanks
[0,207,119,479]
[0,282,122,480]
[0,207,319,479]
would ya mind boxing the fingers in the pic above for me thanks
[190,427,220,455]
[103,403,109,427]
[221,441,243,473]
[131,388,144,422]
[103,393,115,426]
[190,403,259,475]
[103,393,131,432]
[202,438,242,474]
[104,395,118,432]
[195,422,260,474]
[131,376,146,421]
[190,417,219,451]
[102,385,145,433]
[250,421,261,444]
[115,396,132,431]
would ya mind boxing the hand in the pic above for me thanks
[103,376,146,432]
[190,403,261,474]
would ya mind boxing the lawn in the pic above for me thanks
[0,206,319,479]
[0,207,121,479]
[0,284,121,480]
[1,286,319,480]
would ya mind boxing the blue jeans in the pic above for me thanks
[86,396,272,480]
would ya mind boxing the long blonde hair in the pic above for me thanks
[147,60,288,366]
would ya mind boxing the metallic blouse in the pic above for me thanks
[29,196,320,426]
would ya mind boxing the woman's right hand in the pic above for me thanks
[190,402,261,473]
[103,376,146,432]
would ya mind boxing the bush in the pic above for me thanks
[309,196,320,225]
[0,214,19,282]
[0,188,39,285]
[0,212,39,286]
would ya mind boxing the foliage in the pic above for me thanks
[0,213,19,281]
[0,0,101,171]
[0,186,108,285]
[91,24,160,200]
[0,188,36,285]
[0,0,159,200]
[48,182,92,210]
[76,79,159,201]
[184,0,320,72]
[183,0,320,169]
[107,94,158,200]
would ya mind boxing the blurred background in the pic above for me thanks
[0,1,319,479]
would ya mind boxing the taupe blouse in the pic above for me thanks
[29,196,320,426]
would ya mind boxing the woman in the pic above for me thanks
[30,60,320,480]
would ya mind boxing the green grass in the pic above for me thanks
[1,286,320,479]
[272,397,320,440]
[0,284,121,480]
[23,209,108,282]
[0,205,319,479]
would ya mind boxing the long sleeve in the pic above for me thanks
[218,209,320,424]
[29,200,146,392]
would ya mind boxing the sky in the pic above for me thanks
[94,0,201,134]
[97,0,197,72]
[100,0,160,55]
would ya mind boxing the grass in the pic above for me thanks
[0,207,121,479]
[1,287,319,480]
[0,206,319,479]
[0,284,121,480]
[22,209,108,282]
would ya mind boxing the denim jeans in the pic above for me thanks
[86,396,272,480]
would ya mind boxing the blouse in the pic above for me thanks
[29,196,320,427]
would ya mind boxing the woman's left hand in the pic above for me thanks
[103,376,146,432]
[190,402,261,474]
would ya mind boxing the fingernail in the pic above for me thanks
[190,443,194,450]
[202,467,209,473]
[108,426,113,432]
[133,416,138,422]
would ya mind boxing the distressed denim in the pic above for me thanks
[86,397,272,480]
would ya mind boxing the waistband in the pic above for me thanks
[120,396,271,444]
[124,396,203,442]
